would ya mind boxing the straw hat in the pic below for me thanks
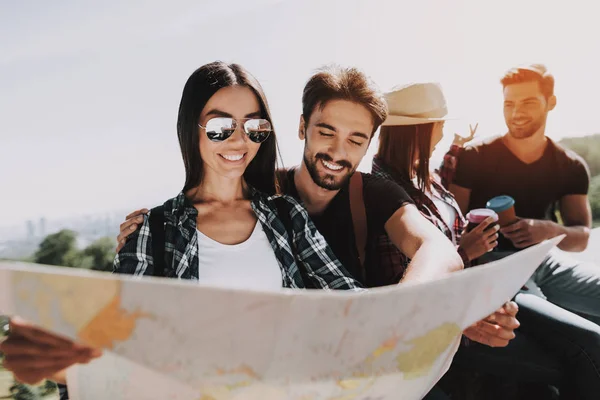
[382,82,454,126]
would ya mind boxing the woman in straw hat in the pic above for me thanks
[374,82,499,266]
[372,82,600,399]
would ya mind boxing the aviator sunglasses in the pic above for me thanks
[198,117,272,144]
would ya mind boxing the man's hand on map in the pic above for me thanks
[0,316,102,385]
[116,208,148,252]
[463,301,519,347]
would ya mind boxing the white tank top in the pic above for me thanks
[195,221,283,291]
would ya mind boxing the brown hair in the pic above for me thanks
[302,65,388,136]
[501,64,555,99]
[376,123,434,192]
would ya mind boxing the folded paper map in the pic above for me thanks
[0,236,563,400]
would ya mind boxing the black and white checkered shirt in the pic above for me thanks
[114,189,363,290]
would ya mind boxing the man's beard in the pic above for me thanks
[304,151,355,191]
[507,116,545,139]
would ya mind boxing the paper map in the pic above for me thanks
[0,237,562,400]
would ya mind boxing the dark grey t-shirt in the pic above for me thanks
[454,136,590,250]
[282,169,414,285]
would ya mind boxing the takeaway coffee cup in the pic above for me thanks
[486,195,517,227]
[465,208,499,232]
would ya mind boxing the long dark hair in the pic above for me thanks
[177,61,280,195]
[376,123,434,192]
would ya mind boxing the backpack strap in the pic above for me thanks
[273,197,314,288]
[349,172,367,282]
[148,205,166,277]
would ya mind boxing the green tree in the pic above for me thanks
[8,383,37,400]
[82,237,116,272]
[560,134,600,226]
[63,248,94,269]
[39,380,58,397]
[33,230,78,267]
[32,231,116,270]
[560,134,600,176]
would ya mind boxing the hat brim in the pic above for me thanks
[381,115,458,126]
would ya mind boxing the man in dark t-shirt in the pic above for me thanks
[446,64,599,324]
[455,135,589,252]
[282,168,416,287]
[279,66,465,289]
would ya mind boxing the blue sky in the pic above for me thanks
[1,0,599,226]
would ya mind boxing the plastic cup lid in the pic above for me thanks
[466,208,499,224]
[486,195,515,213]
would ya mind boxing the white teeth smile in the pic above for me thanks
[221,154,244,161]
[322,160,343,171]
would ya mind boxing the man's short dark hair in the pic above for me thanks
[501,63,555,99]
[302,65,388,135]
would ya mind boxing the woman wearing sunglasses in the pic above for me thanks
[0,61,363,390]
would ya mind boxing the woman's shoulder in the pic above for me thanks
[149,191,198,223]
[256,191,305,211]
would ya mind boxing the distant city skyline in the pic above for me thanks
[2,0,599,227]
[0,209,127,259]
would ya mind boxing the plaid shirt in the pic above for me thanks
[114,189,363,290]
[436,144,462,189]
[371,158,470,282]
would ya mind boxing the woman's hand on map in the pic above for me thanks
[463,301,519,347]
[0,316,102,385]
[116,208,148,252]
[458,217,499,261]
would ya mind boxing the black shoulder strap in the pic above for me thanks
[149,205,166,277]
[273,197,314,288]
[348,172,367,282]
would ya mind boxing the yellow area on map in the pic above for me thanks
[15,272,151,349]
[15,272,120,331]
[396,322,461,380]
[78,295,153,348]
[331,377,376,400]
[197,383,287,400]
[365,336,399,363]
[232,384,288,400]
[216,364,260,380]
[336,379,361,390]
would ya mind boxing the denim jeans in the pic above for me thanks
[440,291,600,399]
[478,248,600,326]
[516,292,600,399]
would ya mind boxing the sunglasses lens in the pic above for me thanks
[244,119,272,143]
[204,118,236,142]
